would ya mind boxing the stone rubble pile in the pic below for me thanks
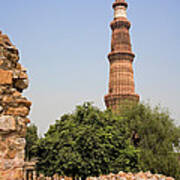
[87,172,175,180]
[36,175,72,180]
[0,31,31,179]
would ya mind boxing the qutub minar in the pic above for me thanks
[105,0,139,112]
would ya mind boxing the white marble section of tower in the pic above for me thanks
[114,5,127,18]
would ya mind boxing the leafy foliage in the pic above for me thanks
[35,102,180,179]
[25,124,39,161]
[122,103,180,179]
[36,102,140,178]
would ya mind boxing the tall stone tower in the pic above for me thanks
[104,0,139,112]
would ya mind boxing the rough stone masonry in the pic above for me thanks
[87,172,175,180]
[0,31,31,179]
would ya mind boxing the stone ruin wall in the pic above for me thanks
[0,31,31,179]
[29,172,175,180]
[88,172,175,180]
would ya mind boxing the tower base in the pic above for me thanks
[104,93,139,113]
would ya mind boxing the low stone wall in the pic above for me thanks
[36,175,72,180]
[23,172,175,180]
[87,172,174,180]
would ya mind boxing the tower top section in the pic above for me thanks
[113,0,128,8]
[113,0,128,19]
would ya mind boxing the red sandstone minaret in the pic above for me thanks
[104,0,139,112]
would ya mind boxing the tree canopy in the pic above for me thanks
[122,103,180,179]
[35,102,180,179]
[36,102,139,178]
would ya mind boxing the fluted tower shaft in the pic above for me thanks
[104,0,139,112]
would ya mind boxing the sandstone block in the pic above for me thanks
[0,141,6,152]
[0,168,24,180]
[0,59,3,66]
[14,138,26,147]
[0,69,13,85]
[3,160,13,170]
[2,95,13,103]
[15,98,32,107]
[13,90,21,97]
[14,78,28,91]
[5,148,17,159]
[0,116,16,134]
[19,71,28,79]
[13,168,24,180]
[16,63,22,70]
[5,106,29,117]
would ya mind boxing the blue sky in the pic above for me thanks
[1,0,180,134]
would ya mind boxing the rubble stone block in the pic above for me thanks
[0,116,16,133]
[5,106,29,117]
[0,69,13,85]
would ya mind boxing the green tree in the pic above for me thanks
[25,123,39,161]
[123,103,180,179]
[36,102,140,178]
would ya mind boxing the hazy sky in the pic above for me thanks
[1,0,180,134]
